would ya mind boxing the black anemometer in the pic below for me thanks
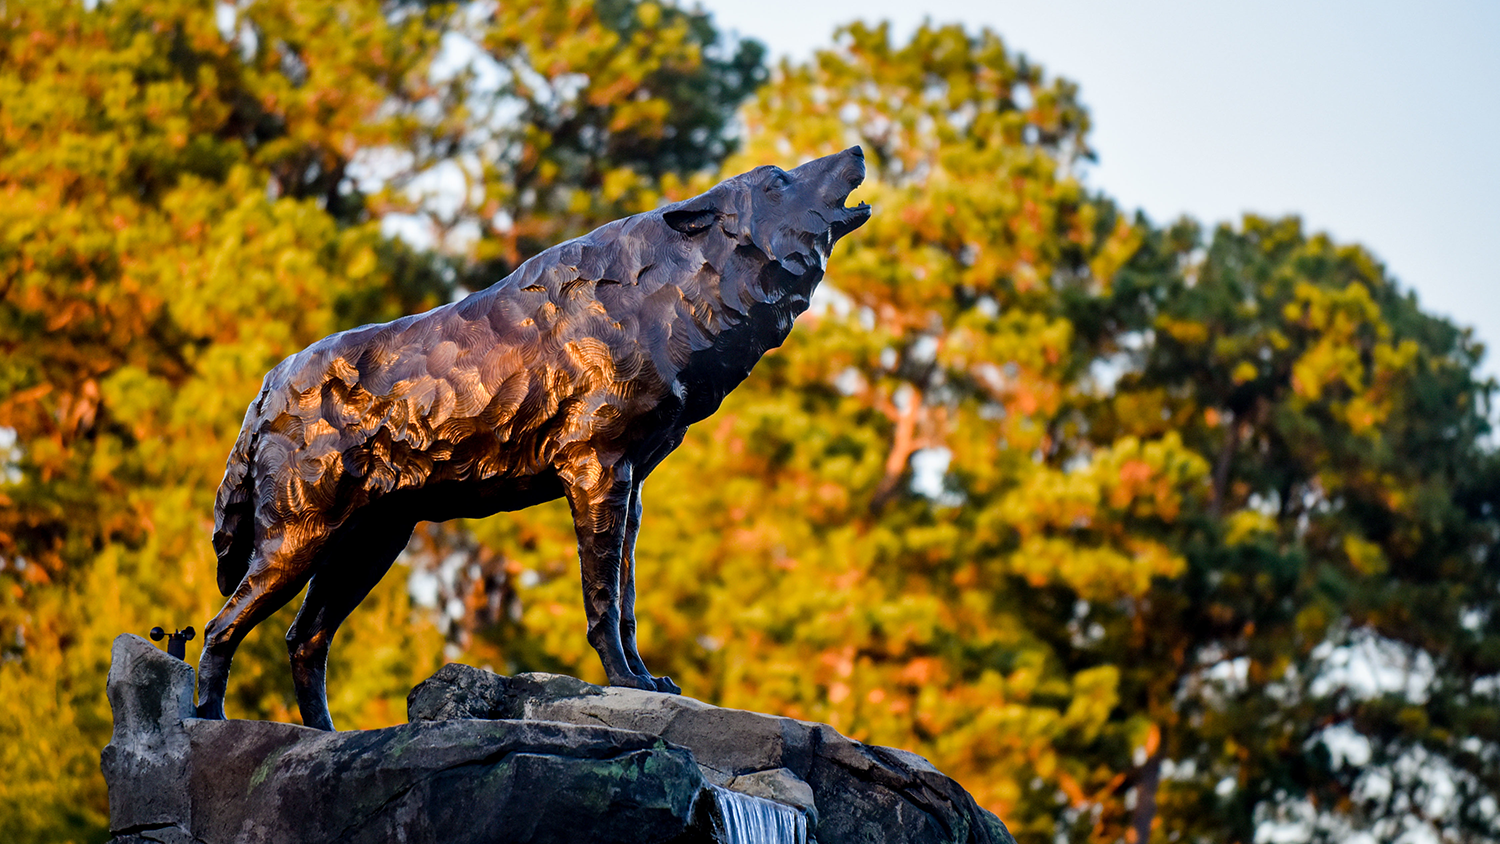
[149,625,195,661]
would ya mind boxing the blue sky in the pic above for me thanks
[698,0,1500,379]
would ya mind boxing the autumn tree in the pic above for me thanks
[1089,216,1500,842]
[0,0,462,836]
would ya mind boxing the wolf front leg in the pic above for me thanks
[284,514,417,731]
[561,454,660,691]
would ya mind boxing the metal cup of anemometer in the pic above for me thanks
[149,626,196,661]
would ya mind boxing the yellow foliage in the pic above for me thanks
[1224,510,1275,546]
[1157,316,1209,346]
[1063,665,1120,740]
[1342,534,1388,577]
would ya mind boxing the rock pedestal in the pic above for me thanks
[103,635,1015,844]
[100,633,196,842]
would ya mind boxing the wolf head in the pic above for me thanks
[659,147,871,282]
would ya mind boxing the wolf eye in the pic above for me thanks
[765,170,790,201]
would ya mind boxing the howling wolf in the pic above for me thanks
[197,147,871,730]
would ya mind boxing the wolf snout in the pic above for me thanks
[815,147,866,209]
[839,145,865,192]
[844,145,865,182]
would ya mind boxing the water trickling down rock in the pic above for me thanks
[710,785,807,844]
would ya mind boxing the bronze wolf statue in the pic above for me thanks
[196,147,871,730]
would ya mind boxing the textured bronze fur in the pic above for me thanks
[197,148,871,730]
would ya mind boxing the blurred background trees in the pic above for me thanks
[1,2,1494,843]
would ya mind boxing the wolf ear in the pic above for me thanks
[664,200,718,235]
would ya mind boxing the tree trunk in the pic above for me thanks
[1132,750,1163,844]
[1210,416,1242,517]
[869,388,922,512]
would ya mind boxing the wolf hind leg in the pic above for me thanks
[197,536,319,720]
[619,483,679,694]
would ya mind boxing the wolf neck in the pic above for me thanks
[673,253,821,425]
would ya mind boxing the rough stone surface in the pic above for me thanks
[410,666,1016,844]
[100,634,196,841]
[106,653,1015,844]
[407,661,602,722]
[183,718,706,844]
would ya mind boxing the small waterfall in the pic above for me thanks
[707,784,807,844]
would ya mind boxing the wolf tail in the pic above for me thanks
[212,399,265,597]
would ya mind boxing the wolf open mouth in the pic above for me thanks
[832,199,872,240]
[831,153,871,240]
